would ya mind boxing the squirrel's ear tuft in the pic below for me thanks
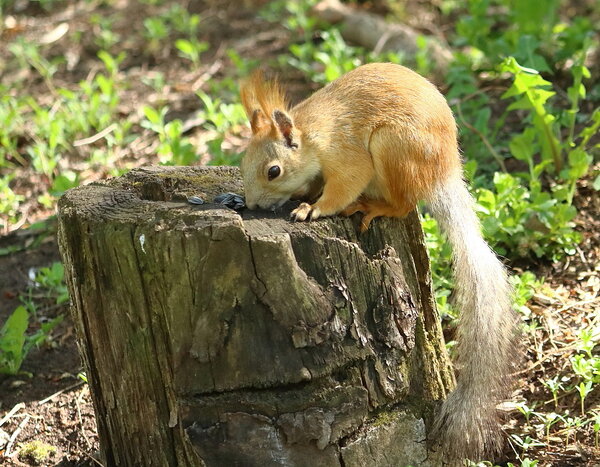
[250,109,270,134]
[273,109,298,149]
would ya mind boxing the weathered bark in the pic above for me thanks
[57,166,454,466]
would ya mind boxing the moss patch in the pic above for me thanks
[18,440,57,465]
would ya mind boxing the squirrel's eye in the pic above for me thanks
[268,165,281,181]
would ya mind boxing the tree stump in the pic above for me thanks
[57,166,454,466]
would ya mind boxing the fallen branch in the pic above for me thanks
[312,0,452,80]
[74,123,118,147]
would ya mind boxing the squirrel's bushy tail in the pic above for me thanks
[426,175,518,461]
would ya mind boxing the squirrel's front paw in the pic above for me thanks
[291,203,321,222]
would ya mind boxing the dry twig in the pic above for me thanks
[38,381,85,405]
[4,414,30,458]
[0,403,25,428]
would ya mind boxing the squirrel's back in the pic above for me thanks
[293,63,455,142]
[292,63,460,205]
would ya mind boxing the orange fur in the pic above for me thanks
[240,70,288,136]
[240,63,461,219]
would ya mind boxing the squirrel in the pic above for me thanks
[239,62,518,461]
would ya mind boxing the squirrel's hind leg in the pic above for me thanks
[340,198,368,218]
[342,198,415,232]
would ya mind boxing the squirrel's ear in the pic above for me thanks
[250,109,270,134]
[273,109,298,149]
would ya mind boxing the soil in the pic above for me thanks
[0,235,99,466]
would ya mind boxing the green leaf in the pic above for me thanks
[0,306,29,374]
[476,188,496,213]
[515,35,551,72]
[50,171,79,196]
[565,147,592,180]
[499,56,521,74]
[175,39,195,55]
[97,50,117,75]
[532,159,553,178]
[96,74,112,95]
[509,128,536,162]
[142,105,161,125]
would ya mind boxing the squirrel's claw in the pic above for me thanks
[291,203,321,222]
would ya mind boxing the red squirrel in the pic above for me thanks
[239,62,517,461]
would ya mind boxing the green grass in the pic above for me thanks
[0,262,66,375]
